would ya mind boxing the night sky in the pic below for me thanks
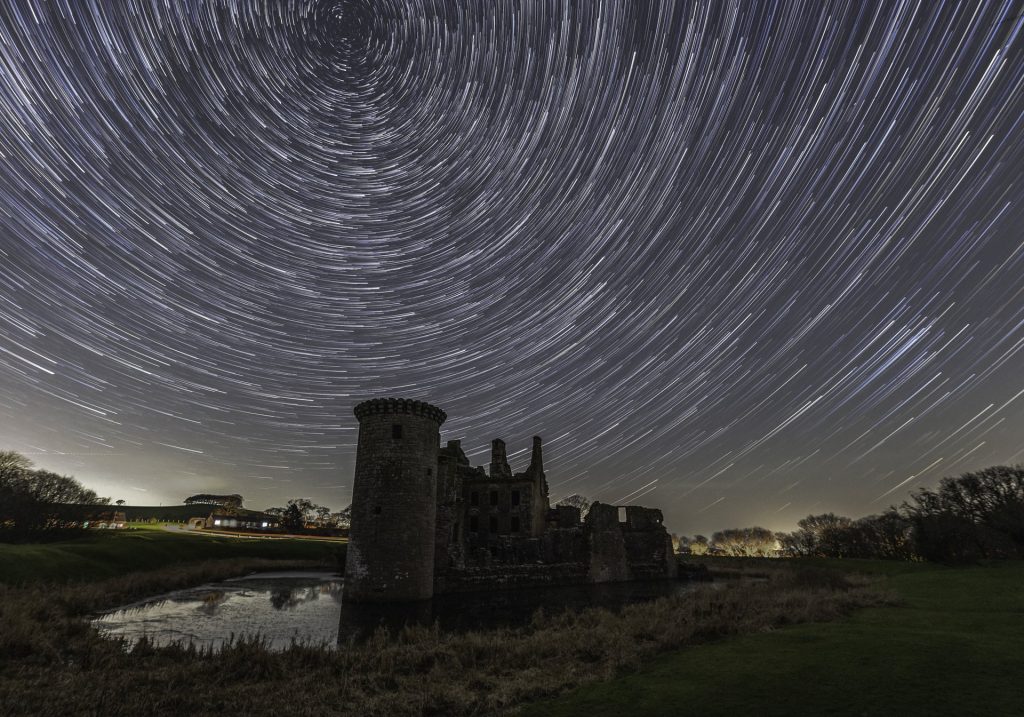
[1,1,1023,535]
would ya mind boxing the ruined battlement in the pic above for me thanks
[353,397,447,424]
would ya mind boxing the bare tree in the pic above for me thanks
[688,534,710,556]
[711,527,777,557]
[555,494,591,518]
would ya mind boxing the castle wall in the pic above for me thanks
[622,507,678,579]
[344,397,680,601]
[344,398,445,603]
[585,502,632,582]
[461,477,538,559]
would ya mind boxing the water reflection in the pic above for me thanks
[94,572,701,652]
[94,572,344,651]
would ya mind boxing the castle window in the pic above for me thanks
[618,506,627,523]
[490,490,498,506]
[470,516,478,532]
[471,491,479,506]
[392,424,403,439]
[426,467,432,477]
[511,490,520,506]
[511,516,520,533]
[373,506,382,515]
[489,516,498,533]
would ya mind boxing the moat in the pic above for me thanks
[94,570,703,651]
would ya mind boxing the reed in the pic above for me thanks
[0,560,890,716]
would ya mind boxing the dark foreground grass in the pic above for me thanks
[0,562,887,717]
[520,560,1024,717]
[0,527,344,585]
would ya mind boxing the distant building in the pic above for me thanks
[344,398,677,603]
[188,510,280,531]
[85,510,127,529]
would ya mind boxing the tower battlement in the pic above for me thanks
[354,397,447,424]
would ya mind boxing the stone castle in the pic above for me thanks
[344,398,677,603]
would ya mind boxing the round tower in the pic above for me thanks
[344,397,446,603]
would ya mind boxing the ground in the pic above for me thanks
[2,532,1021,716]
[520,559,1024,716]
[0,523,343,584]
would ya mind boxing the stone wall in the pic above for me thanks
[585,502,632,582]
[344,398,445,603]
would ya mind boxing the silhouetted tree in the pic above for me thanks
[0,451,109,539]
[556,494,592,518]
[777,513,854,558]
[184,493,243,508]
[711,527,777,557]
[332,505,352,529]
[278,498,317,532]
[903,465,1024,562]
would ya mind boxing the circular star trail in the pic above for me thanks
[1,0,1023,532]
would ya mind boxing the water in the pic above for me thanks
[94,571,703,651]
[94,572,344,651]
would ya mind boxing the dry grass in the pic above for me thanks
[0,562,891,717]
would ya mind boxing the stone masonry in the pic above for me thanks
[344,397,677,603]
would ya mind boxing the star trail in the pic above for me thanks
[1,1,1023,534]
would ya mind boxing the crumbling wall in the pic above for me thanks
[434,441,466,573]
[622,506,678,580]
[540,525,588,564]
[549,504,581,529]
[585,502,631,582]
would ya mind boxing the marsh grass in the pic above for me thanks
[0,560,890,716]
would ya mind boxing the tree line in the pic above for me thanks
[675,465,1024,563]
[0,450,110,540]
[264,498,351,534]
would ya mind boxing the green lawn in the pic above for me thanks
[522,560,1024,717]
[0,527,345,585]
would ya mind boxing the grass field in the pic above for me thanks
[520,559,1024,717]
[0,526,345,585]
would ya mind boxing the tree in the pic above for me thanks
[711,527,777,557]
[332,505,352,530]
[0,450,33,475]
[777,513,854,558]
[556,494,591,519]
[115,499,125,507]
[279,498,317,532]
[184,494,243,509]
[903,465,1024,562]
[688,535,710,556]
[315,505,332,527]
[0,452,110,538]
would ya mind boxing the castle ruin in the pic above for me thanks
[343,398,677,603]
